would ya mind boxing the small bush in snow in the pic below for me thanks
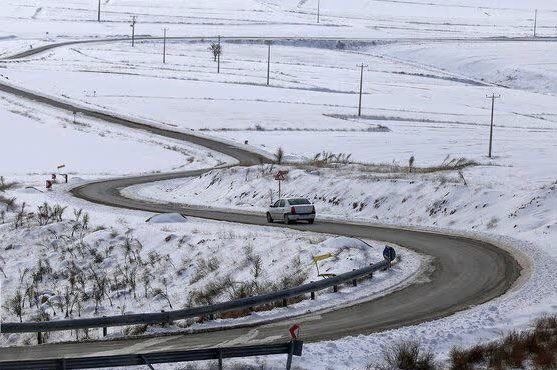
[0,176,16,192]
[449,315,557,370]
[380,340,437,370]
[275,147,285,164]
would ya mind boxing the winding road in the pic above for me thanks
[0,36,523,363]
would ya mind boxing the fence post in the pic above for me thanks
[102,316,107,337]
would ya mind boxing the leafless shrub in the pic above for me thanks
[275,147,284,164]
[0,195,17,211]
[14,202,27,229]
[154,277,173,309]
[308,151,353,167]
[189,276,233,306]
[381,340,437,370]
[250,254,263,279]
[5,289,25,322]
[123,324,149,336]
[209,41,222,61]
[458,170,468,186]
[449,315,557,370]
[0,176,17,192]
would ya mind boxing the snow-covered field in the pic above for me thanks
[1,0,557,51]
[0,91,230,176]
[1,1,557,369]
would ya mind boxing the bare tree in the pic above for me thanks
[275,147,285,164]
[209,41,222,62]
[409,155,415,173]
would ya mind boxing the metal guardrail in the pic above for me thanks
[2,259,390,334]
[0,341,304,370]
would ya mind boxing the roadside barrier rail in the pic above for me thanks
[0,341,304,370]
[2,259,390,335]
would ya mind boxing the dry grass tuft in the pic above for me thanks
[449,315,557,370]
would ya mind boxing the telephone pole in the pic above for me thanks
[486,93,501,158]
[534,9,538,37]
[97,0,101,22]
[317,0,320,23]
[162,28,167,64]
[131,16,137,47]
[266,41,271,85]
[357,63,368,117]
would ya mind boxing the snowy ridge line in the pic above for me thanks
[1,259,391,333]
[4,35,557,61]
[0,78,274,164]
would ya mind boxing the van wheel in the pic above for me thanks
[266,213,273,223]
[308,219,315,224]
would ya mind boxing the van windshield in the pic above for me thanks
[289,199,310,205]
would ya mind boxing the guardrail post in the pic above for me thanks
[282,298,288,307]
[210,313,215,321]
[310,291,315,300]
[37,332,43,345]
[218,348,223,370]
[352,269,357,286]
[333,285,338,293]
[286,341,294,370]
[140,355,155,370]
[102,316,107,337]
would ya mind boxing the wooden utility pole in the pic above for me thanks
[317,0,320,23]
[163,28,167,64]
[131,16,137,47]
[97,0,101,22]
[534,9,538,37]
[357,63,368,117]
[266,41,271,85]
[487,93,501,158]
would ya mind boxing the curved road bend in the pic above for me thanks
[0,39,521,362]
[0,153,521,361]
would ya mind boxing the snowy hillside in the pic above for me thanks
[0,1,556,369]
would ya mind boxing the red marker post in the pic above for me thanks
[289,324,301,339]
